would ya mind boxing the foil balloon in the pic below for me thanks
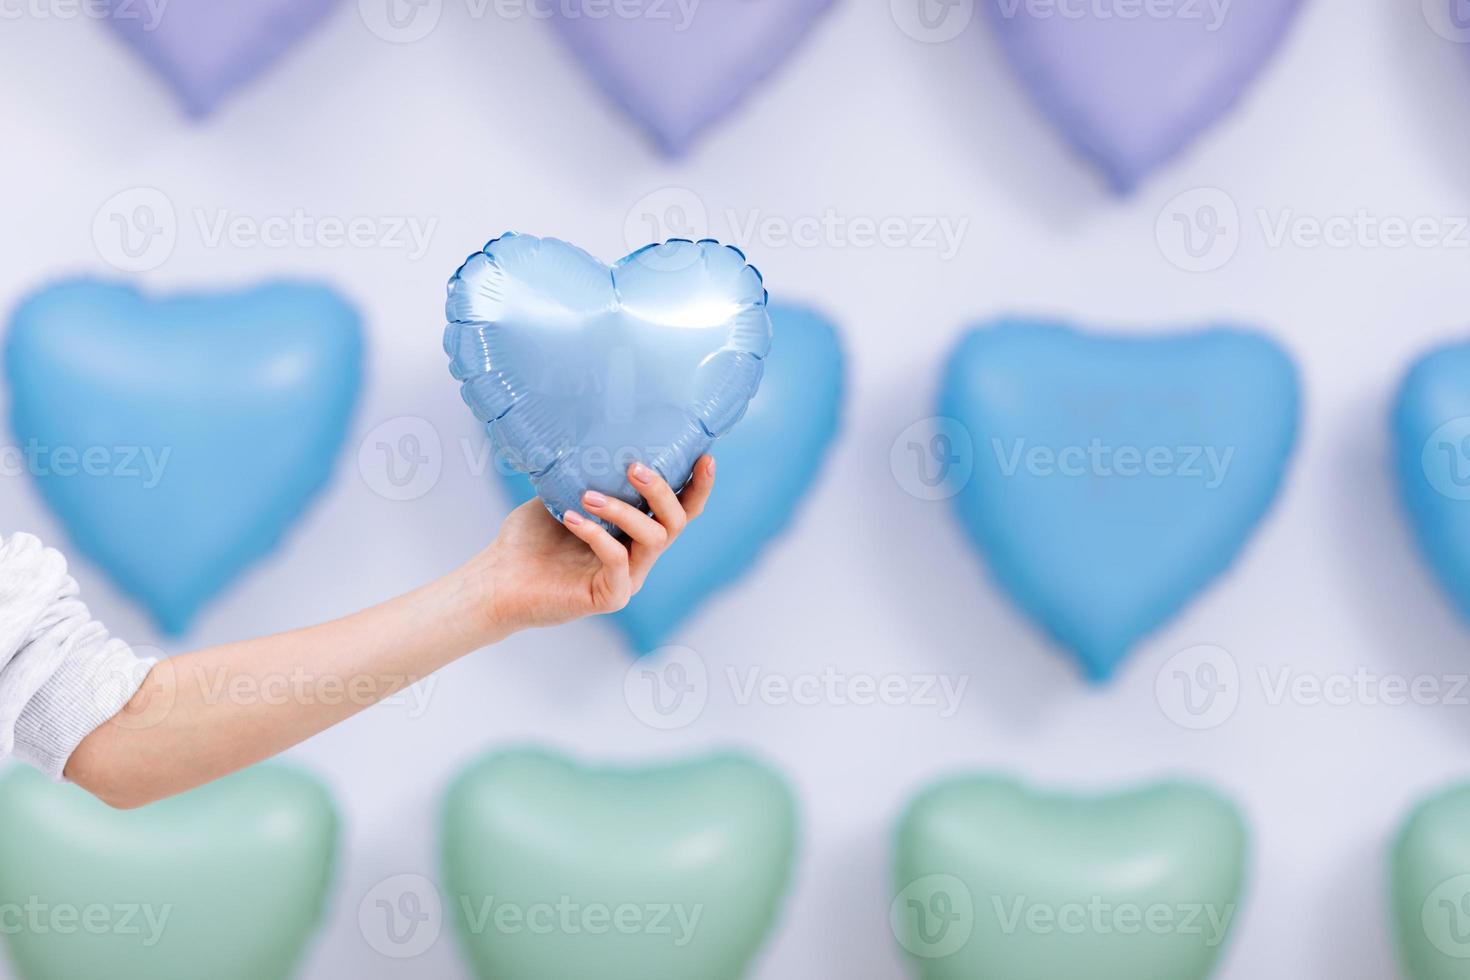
[552,0,837,154]
[101,0,341,117]
[0,764,338,980]
[5,280,363,634]
[1393,781,1470,979]
[445,234,772,533]
[500,305,842,652]
[442,748,798,980]
[941,320,1298,680]
[894,775,1248,979]
[984,0,1303,191]
[1394,341,1470,627]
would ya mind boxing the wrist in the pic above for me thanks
[445,551,516,649]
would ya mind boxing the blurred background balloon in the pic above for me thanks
[0,764,338,980]
[101,0,342,117]
[442,748,798,980]
[5,281,363,635]
[941,321,1299,681]
[894,774,1248,980]
[1394,341,1470,629]
[985,0,1304,190]
[552,0,838,154]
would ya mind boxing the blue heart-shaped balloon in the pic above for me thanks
[446,234,772,531]
[501,305,843,652]
[1394,341,1470,624]
[5,280,362,634]
[941,320,1298,680]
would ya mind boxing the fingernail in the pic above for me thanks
[563,510,584,526]
[584,491,608,508]
[631,463,653,484]
[706,457,717,478]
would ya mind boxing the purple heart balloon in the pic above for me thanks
[553,0,836,154]
[103,0,341,116]
[985,0,1302,191]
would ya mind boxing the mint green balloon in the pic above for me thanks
[0,764,338,980]
[441,749,797,980]
[893,776,1248,980]
[1393,782,1470,979]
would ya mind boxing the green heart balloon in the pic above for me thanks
[0,764,338,980]
[1393,782,1470,979]
[893,775,1248,980]
[441,749,798,980]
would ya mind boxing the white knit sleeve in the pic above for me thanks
[0,532,157,779]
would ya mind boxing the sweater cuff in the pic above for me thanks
[12,641,156,781]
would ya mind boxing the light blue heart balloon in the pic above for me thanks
[499,305,843,652]
[1394,341,1470,624]
[445,234,773,533]
[941,320,1298,681]
[5,280,363,634]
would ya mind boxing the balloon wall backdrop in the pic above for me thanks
[5,2,1470,979]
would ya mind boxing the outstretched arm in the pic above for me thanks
[64,457,715,809]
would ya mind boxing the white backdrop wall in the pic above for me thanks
[4,1,1470,977]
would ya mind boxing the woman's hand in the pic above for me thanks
[471,456,716,638]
